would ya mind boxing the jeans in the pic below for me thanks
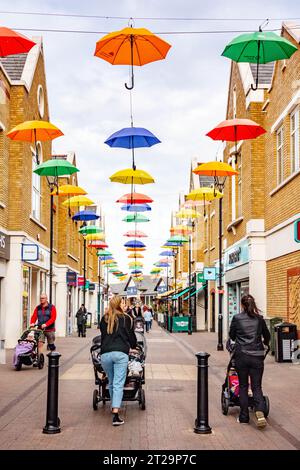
[235,352,265,422]
[145,321,151,332]
[101,351,128,409]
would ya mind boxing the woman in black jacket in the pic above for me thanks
[229,294,270,428]
[100,295,137,426]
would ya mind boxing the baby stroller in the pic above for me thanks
[90,319,146,411]
[13,328,44,371]
[221,339,270,417]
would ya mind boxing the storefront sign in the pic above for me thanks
[21,244,39,261]
[127,286,137,296]
[172,316,190,332]
[203,267,217,281]
[0,231,10,260]
[66,271,77,286]
[77,276,84,287]
[197,272,204,283]
[225,240,249,271]
[89,283,96,291]
[157,285,167,294]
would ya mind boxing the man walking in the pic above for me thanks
[30,293,57,356]
[76,304,87,337]
[143,306,153,333]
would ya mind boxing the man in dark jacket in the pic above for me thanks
[76,304,87,337]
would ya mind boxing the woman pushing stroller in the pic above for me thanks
[229,294,270,428]
[100,295,138,426]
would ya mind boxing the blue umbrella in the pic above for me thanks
[131,269,143,274]
[124,240,146,248]
[159,251,175,256]
[121,203,151,212]
[105,127,160,149]
[72,210,100,221]
[163,241,183,247]
[155,262,170,267]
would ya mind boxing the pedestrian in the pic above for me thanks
[143,306,153,333]
[229,294,270,428]
[100,295,137,426]
[76,304,87,337]
[30,293,57,359]
[132,301,142,319]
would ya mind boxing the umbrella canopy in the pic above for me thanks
[176,209,200,219]
[72,211,100,222]
[121,203,151,212]
[155,262,169,268]
[84,233,105,241]
[123,213,150,223]
[0,27,36,56]
[128,253,144,258]
[193,161,238,177]
[206,118,266,142]
[162,242,182,248]
[94,26,171,89]
[126,247,146,252]
[51,184,87,197]
[33,159,78,177]
[88,241,108,249]
[110,168,154,185]
[105,127,160,148]
[129,263,143,268]
[124,240,146,248]
[124,230,147,238]
[116,193,153,204]
[97,250,112,257]
[131,269,143,274]
[170,224,193,235]
[186,187,223,201]
[222,30,297,90]
[167,235,189,243]
[78,225,103,235]
[160,251,175,256]
[62,195,94,207]
[7,120,63,144]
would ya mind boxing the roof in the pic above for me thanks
[249,62,275,85]
[0,53,27,80]
[111,282,127,295]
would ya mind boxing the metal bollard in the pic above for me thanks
[43,352,61,434]
[194,352,212,434]
[188,315,192,335]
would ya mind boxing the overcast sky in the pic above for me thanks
[2,0,299,280]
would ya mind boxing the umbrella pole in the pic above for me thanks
[125,35,134,90]
[34,128,39,165]
[49,192,54,304]
[251,40,261,91]
[217,195,224,351]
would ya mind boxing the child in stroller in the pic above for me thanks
[221,339,270,418]
[13,328,45,371]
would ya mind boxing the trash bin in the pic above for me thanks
[274,322,298,363]
[265,317,283,355]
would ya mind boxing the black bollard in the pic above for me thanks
[188,315,192,335]
[43,351,61,434]
[194,352,212,434]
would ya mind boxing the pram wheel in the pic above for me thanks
[263,395,270,417]
[93,389,99,410]
[38,353,44,370]
[15,361,22,371]
[221,390,229,415]
[139,388,146,410]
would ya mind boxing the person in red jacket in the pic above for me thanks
[30,293,57,357]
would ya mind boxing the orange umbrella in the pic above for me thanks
[128,253,144,258]
[126,247,146,252]
[94,26,171,90]
[51,184,87,196]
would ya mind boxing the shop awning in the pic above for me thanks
[183,286,205,300]
[157,289,175,299]
[172,287,191,300]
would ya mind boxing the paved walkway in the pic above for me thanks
[0,322,300,450]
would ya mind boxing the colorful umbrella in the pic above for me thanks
[186,187,223,216]
[84,233,105,241]
[33,159,78,177]
[160,251,175,256]
[73,210,100,222]
[7,120,64,164]
[167,235,189,243]
[121,203,151,212]
[155,262,170,268]
[124,240,146,248]
[110,168,154,185]
[131,270,143,274]
[88,241,108,249]
[94,26,171,90]
[176,209,200,219]
[51,184,87,196]
[124,230,148,238]
[193,161,238,178]
[105,127,160,148]
[62,195,94,207]
[78,225,103,235]
[126,247,146,252]
[97,250,112,257]
[123,213,150,223]
[222,29,297,90]
[170,225,193,235]
[116,193,153,204]
[0,27,36,56]
[206,118,266,142]
[128,253,144,258]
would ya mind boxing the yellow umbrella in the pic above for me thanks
[84,233,105,241]
[7,120,63,164]
[109,168,154,185]
[193,161,238,177]
[51,184,87,196]
[176,209,200,219]
[128,253,144,258]
[186,187,223,216]
[62,195,94,207]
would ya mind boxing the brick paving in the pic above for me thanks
[0,322,299,450]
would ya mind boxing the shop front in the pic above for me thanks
[0,230,10,359]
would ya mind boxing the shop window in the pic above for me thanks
[290,107,299,174]
[22,266,31,330]
[31,143,42,220]
[276,126,284,184]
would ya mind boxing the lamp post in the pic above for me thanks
[97,257,101,328]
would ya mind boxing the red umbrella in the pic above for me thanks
[206,118,266,142]
[116,192,153,204]
[0,27,36,56]
[88,241,108,249]
[124,230,148,238]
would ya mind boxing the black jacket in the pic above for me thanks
[100,314,137,355]
[76,308,87,325]
[229,312,270,357]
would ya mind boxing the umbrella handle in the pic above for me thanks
[250,39,260,91]
[125,35,135,90]
[125,73,134,90]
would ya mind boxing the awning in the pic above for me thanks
[183,286,205,300]
[172,287,191,300]
[157,289,175,299]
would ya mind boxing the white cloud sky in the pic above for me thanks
[2,0,299,279]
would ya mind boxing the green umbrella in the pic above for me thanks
[97,250,112,257]
[167,235,189,243]
[33,159,79,176]
[78,225,103,235]
[123,213,150,223]
[222,30,297,90]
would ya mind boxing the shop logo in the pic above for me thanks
[175,321,188,327]
[228,247,242,265]
[292,339,300,364]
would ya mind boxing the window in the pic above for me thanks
[233,86,237,119]
[32,143,42,220]
[291,107,299,173]
[37,85,45,118]
[276,126,284,184]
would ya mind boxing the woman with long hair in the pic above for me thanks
[100,295,137,426]
[229,294,270,428]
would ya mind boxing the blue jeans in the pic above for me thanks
[101,351,128,409]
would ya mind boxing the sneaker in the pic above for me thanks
[255,411,267,428]
[237,417,249,424]
[112,414,124,426]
